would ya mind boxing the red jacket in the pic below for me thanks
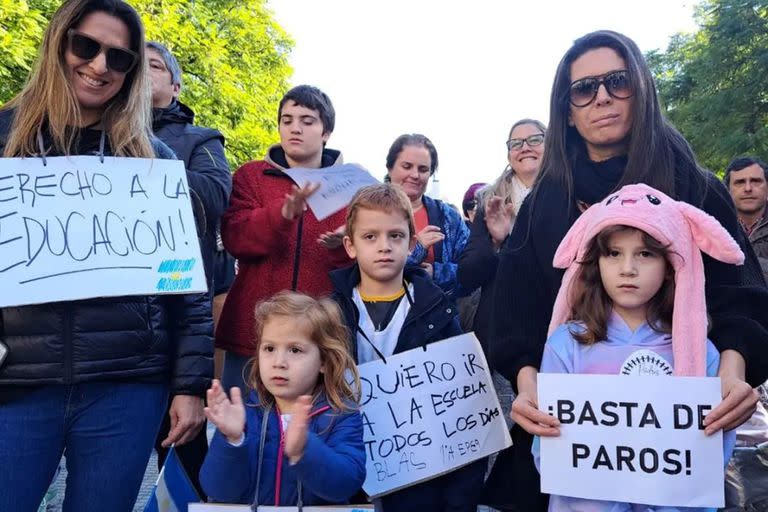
[216,146,351,355]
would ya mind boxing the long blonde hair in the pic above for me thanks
[2,0,153,158]
[249,291,361,413]
[483,118,547,211]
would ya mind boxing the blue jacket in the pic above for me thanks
[407,195,470,298]
[330,264,462,360]
[200,395,366,505]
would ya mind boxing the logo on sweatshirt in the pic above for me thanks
[620,349,673,376]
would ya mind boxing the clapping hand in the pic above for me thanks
[485,196,515,249]
[284,395,313,464]
[282,183,320,221]
[318,225,345,250]
[204,379,246,444]
[415,225,444,250]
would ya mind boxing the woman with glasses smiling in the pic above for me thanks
[0,1,212,510]
[490,30,768,511]
[458,118,546,357]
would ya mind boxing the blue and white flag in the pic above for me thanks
[144,446,201,512]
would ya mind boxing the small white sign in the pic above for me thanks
[283,164,379,221]
[357,333,512,498]
[0,156,206,307]
[538,373,724,508]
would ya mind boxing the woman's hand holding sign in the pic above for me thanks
[512,366,560,436]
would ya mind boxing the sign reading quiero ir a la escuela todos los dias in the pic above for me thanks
[355,333,512,498]
[538,373,725,508]
[0,156,207,307]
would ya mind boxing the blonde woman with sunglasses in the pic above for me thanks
[0,1,212,510]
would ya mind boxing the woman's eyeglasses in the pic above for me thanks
[67,30,139,73]
[569,70,633,107]
[506,133,545,151]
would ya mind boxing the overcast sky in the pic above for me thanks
[268,1,699,207]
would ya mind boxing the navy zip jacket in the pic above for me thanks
[330,264,486,512]
[200,394,365,505]
[152,99,232,287]
[0,108,214,400]
[330,264,461,359]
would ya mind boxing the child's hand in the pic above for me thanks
[204,379,245,444]
[284,395,312,464]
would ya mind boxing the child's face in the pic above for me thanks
[343,208,412,286]
[258,315,323,413]
[598,229,667,328]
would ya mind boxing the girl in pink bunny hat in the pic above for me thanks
[533,183,740,511]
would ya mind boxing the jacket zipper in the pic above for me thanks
[63,304,73,384]
[291,214,304,291]
[275,405,284,505]
[273,403,330,505]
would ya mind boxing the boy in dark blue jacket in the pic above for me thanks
[330,184,485,512]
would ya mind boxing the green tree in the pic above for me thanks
[0,0,293,167]
[648,0,768,173]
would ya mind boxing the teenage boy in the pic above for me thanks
[217,85,350,393]
[330,184,485,512]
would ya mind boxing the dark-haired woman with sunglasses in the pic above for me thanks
[0,1,212,510]
[490,30,768,511]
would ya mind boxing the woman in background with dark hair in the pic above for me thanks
[0,1,212,510]
[490,30,767,511]
[386,133,469,297]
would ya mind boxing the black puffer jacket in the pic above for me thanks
[0,108,213,398]
[152,100,232,286]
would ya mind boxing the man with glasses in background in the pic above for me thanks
[147,41,232,497]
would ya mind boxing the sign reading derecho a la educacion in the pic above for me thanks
[0,156,206,307]
[357,333,512,498]
[538,373,724,508]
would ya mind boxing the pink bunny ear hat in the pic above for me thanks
[548,183,744,376]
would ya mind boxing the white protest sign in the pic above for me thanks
[538,373,724,508]
[356,332,511,498]
[0,156,207,307]
[283,164,379,221]
[189,505,372,511]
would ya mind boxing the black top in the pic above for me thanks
[152,99,232,287]
[457,206,500,357]
[492,156,768,390]
[363,295,404,332]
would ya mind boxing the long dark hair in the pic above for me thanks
[536,30,705,205]
[569,225,675,344]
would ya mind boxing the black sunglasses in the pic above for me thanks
[569,69,633,107]
[506,133,545,151]
[67,30,138,73]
